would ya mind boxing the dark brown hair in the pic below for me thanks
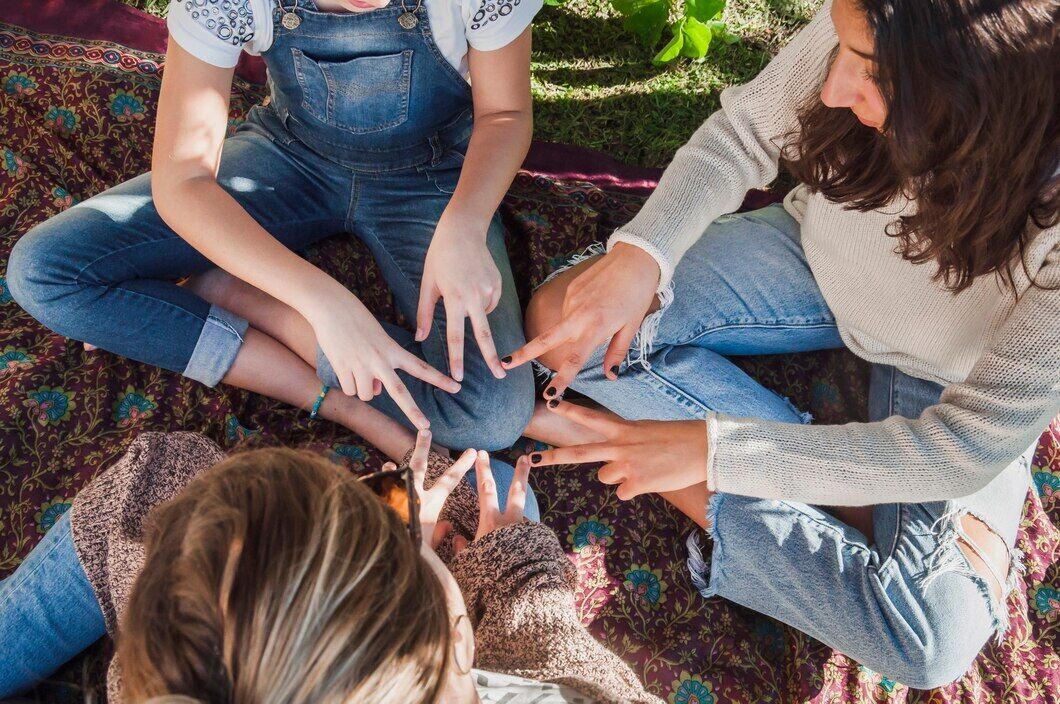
[783,0,1059,292]
[118,448,451,704]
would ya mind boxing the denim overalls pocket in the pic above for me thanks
[417,149,465,195]
[291,48,412,134]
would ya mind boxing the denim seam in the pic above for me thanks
[631,364,713,418]
[0,518,70,611]
[879,504,903,570]
[779,500,875,557]
[677,319,838,349]
[345,176,361,225]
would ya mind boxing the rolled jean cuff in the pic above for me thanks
[316,345,340,388]
[183,305,250,387]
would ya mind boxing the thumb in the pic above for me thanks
[452,534,469,556]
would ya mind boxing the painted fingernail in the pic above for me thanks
[547,398,559,409]
[530,453,542,464]
[501,355,513,365]
[544,387,556,398]
[609,365,619,377]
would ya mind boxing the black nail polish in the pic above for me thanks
[547,398,559,409]
[544,387,556,398]
[531,453,542,464]
[501,355,513,364]
[609,365,619,376]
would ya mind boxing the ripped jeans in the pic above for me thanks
[560,204,1032,689]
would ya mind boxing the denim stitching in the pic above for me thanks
[677,319,839,349]
[0,517,71,610]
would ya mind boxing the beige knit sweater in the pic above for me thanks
[70,432,660,704]
[608,0,1060,506]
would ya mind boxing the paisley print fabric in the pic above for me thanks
[0,10,1057,703]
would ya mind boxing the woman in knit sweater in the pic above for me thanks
[503,0,1059,690]
[0,430,661,703]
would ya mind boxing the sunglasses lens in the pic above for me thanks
[361,473,410,521]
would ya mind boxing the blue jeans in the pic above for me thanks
[0,511,106,697]
[564,204,1031,689]
[7,113,536,507]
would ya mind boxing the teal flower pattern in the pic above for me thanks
[225,413,260,443]
[1033,470,1059,502]
[669,672,715,704]
[52,185,77,210]
[0,346,35,374]
[113,386,157,426]
[108,89,146,122]
[25,386,75,425]
[1030,585,1059,621]
[3,72,37,95]
[44,106,79,136]
[568,516,614,551]
[35,497,72,534]
[624,564,666,609]
[2,148,27,178]
[331,443,369,468]
[0,276,10,304]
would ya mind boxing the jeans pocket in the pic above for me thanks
[291,48,412,134]
[418,149,465,195]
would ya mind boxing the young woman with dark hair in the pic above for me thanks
[504,0,1059,688]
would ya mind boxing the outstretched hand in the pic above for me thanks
[451,452,532,555]
[527,401,709,500]
[499,243,660,399]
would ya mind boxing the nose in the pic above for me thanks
[820,56,860,109]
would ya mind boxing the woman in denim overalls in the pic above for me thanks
[10,0,541,503]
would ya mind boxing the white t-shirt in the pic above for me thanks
[166,0,541,78]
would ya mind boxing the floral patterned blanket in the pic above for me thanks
[1,3,1058,702]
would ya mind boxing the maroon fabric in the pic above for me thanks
[0,3,1058,702]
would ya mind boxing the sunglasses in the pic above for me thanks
[358,463,422,548]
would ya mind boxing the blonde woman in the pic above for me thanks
[0,427,660,703]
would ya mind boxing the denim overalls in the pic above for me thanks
[10,0,537,502]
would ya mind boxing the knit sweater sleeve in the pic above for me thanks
[607,2,835,290]
[70,432,225,635]
[708,240,1060,506]
[447,523,663,704]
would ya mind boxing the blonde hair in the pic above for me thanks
[118,448,451,703]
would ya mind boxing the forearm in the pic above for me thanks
[152,176,346,316]
[443,109,532,232]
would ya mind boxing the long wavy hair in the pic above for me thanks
[117,448,451,704]
[782,0,1059,293]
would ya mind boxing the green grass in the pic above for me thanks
[119,0,818,166]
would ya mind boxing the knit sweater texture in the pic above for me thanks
[607,0,1060,506]
[69,432,661,703]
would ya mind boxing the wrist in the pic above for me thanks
[437,207,490,240]
[610,242,662,285]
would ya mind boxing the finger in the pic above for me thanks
[410,428,433,482]
[353,368,376,402]
[381,461,397,472]
[596,460,628,486]
[500,318,580,370]
[373,379,383,396]
[398,352,461,395]
[415,285,439,343]
[528,442,619,467]
[468,306,505,379]
[545,401,627,439]
[381,372,430,431]
[542,335,596,399]
[444,298,466,383]
[615,479,646,501]
[485,283,502,315]
[602,321,639,381]
[452,533,469,555]
[475,451,500,518]
[504,455,531,520]
[433,448,477,495]
[83,342,98,352]
[432,519,454,547]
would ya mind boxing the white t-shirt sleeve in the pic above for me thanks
[463,0,542,52]
[166,0,273,69]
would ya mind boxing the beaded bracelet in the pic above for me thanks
[309,383,329,420]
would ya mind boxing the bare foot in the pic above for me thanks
[523,399,609,447]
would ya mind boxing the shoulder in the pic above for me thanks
[167,0,273,67]
[460,0,543,52]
